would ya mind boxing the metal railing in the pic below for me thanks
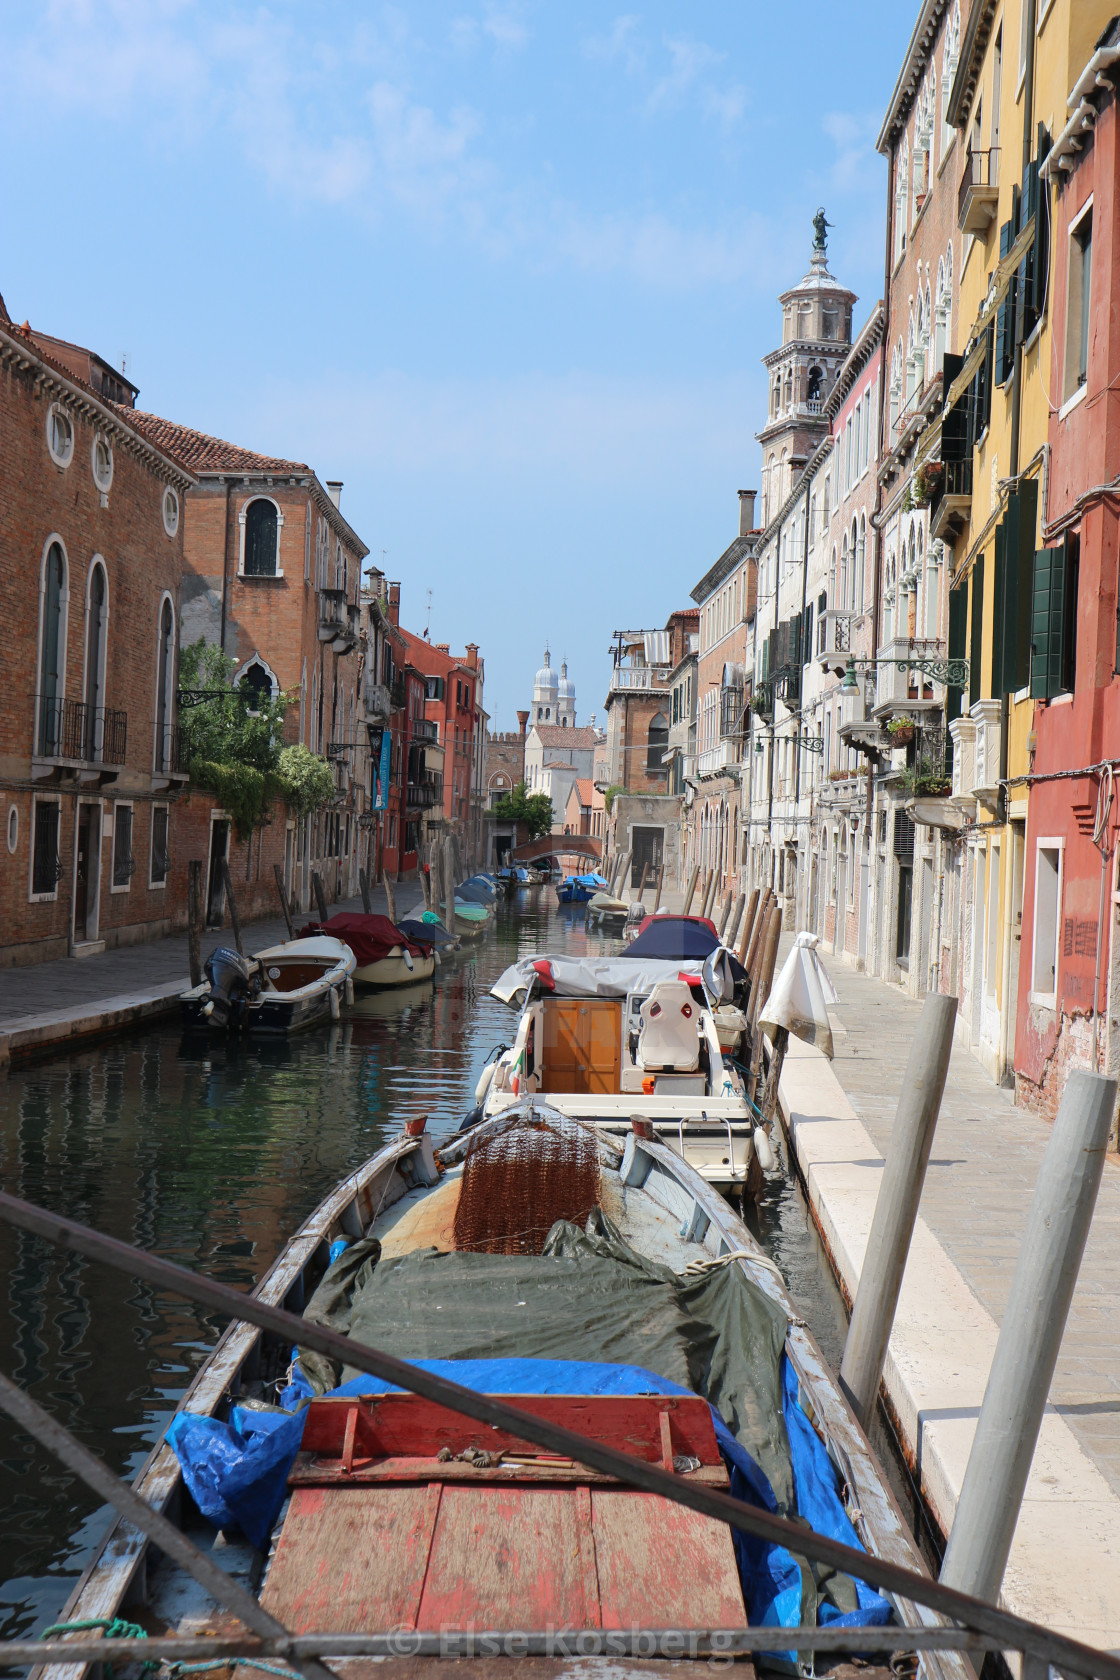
[0,1181,1115,1680]
[608,666,668,693]
[958,145,999,221]
[415,717,439,742]
[406,771,443,808]
[154,722,187,775]
[939,457,973,499]
[35,696,127,764]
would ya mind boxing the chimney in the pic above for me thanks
[326,481,343,508]
[387,581,400,626]
[517,709,530,739]
[464,642,478,669]
[738,489,757,535]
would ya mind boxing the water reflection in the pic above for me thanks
[0,890,855,1638]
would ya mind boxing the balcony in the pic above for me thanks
[415,717,439,742]
[318,591,357,652]
[153,721,189,786]
[696,739,740,779]
[949,715,976,808]
[33,697,127,781]
[929,457,973,541]
[406,771,444,809]
[970,699,1002,806]
[872,639,945,717]
[958,146,999,234]
[608,665,667,695]
[364,681,391,723]
[817,609,856,671]
[719,687,745,740]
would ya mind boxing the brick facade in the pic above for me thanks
[0,308,195,965]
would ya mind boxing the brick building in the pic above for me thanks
[398,631,485,865]
[483,721,528,807]
[0,302,196,965]
[122,412,369,914]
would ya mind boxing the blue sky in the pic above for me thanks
[0,1,913,729]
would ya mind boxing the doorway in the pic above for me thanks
[631,826,663,888]
[73,802,101,944]
[206,819,231,927]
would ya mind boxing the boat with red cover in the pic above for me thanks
[302,913,437,988]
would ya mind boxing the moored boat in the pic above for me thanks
[179,935,356,1034]
[301,912,437,988]
[26,1106,969,1678]
[557,870,609,904]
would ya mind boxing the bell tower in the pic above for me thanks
[756,210,857,525]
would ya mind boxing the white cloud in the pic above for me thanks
[582,15,645,74]
[450,3,530,54]
[821,110,881,195]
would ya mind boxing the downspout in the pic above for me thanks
[795,477,812,922]
[998,0,1036,1081]
[219,478,233,656]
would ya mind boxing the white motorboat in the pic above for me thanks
[180,935,356,1034]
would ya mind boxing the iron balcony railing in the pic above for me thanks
[36,696,127,765]
[406,771,443,809]
[719,687,745,739]
[415,717,439,742]
[940,457,973,499]
[154,722,187,775]
[958,145,999,227]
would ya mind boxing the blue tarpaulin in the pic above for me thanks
[167,1353,891,1647]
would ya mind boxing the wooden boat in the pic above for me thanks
[586,889,629,925]
[557,871,609,905]
[179,935,356,1034]
[480,944,761,1190]
[31,1105,966,1680]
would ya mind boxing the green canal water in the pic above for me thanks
[0,893,855,1643]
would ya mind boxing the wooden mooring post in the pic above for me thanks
[220,859,244,956]
[273,864,295,940]
[312,870,329,926]
[358,868,373,914]
[682,865,699,915]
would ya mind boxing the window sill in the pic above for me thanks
[238,569,285,581]
[1058,383,1088,422]
[149,879,168,891]
[1029,990,1057,1012]
[109,882,132,895]
[28,891,59,904]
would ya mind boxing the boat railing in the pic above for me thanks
[0,1180,1115,1680]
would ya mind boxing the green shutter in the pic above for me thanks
[1031,545,1066,700]
[948,585,967,723]
[969,555,985,707]
[1012,478,1038,692]
[992,520,1008,696]
[995,221,1014,384]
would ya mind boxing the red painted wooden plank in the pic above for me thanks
[590,1491,748,1629]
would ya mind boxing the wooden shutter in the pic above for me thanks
[995,219,1015,385]
[992,521,1007,697]
[948,585,967,723]
[969,555,985,707]
[1031,545,1066,700]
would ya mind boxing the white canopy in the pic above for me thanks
[491,955,707,1006]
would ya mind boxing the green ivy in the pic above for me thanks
[277,744,336,816]
[486,780,554,840]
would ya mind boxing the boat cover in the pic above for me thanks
[300,914,431,964]
[492,954,709,1003]
[398,917,458,949]
[167,1211,890,1649]
[456,880,495,906]
[625,915,721,959]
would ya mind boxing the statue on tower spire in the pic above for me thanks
[812,207,831,253]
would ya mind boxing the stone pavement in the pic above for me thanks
[0,882,426,1051]
[821,952,1120,1500]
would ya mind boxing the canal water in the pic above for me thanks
[0,892,858,1643]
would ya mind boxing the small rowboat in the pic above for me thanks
[302,913,437,989]
[33,1106,965,1680]
[179,935,355,1033]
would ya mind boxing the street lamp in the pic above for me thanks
[838,654,969,689]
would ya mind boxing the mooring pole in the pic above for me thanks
[381,866,397,928]
[683,864,700,915]
[442,837,456,933]
[273,864,295,940]
[312,869,329,926]
[187,859,203,987]
[839,992,957,1432]
[716,890,733,938]
[726,891,746,949]
[358,867,373,914]
[652,863,665,913]
[737,887,760,964]
[220,859,244,956]
[939,1068,1117,1604]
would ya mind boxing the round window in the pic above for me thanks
[91,432,114,492]
[46,403,74,467]
[6,805,17,855]
[162,485,180,537]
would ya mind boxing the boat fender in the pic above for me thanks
[754,1127,775,1173]
[458,1103,484,1134]
[475,1060,497,1105]
[329,1236,351,1264]
[200,1000,214,1018]
[403,949,414,972]
[344,977,355,1006]
[330,985,341,1022]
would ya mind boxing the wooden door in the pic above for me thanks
[73,804,99,941]
[206,819,230,926]
[542,1001,620,1094]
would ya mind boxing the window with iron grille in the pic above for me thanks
[113,805,135,888]
[150,805,170,886]
[31,800,61,897]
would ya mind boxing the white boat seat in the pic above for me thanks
[637,982,700,1072]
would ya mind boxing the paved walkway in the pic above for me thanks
[779,940,1120,1648]
[0,883,426,1050]
[823,953,1120,1498]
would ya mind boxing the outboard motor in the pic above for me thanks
[201,946,261,1028]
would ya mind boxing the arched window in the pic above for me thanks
[38,541,67,756]
[84,561,108,759]
[839,536,848,610]
[807,365,823,402]
[857,516,867,610]
[647,711,669,775]
[240,659,275,714]
[894,138,909,264]
[155,597,176,770]
[244,499,278,576]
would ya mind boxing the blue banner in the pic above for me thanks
[374,728,392,811]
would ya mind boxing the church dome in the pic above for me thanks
[557,659,575,700]
[534,647,558,695]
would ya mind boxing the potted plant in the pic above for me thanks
[887,713,916,746]
[910,460,943,508]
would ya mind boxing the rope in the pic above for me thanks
[40,1617,157,1677]
[165,1661,295,1679]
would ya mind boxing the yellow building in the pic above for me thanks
[934,0,1112,1082]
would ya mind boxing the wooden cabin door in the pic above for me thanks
[543,1001,620,1093]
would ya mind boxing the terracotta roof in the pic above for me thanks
[119,409,312,476]
[574,778,595,804]
[534,725,599,749]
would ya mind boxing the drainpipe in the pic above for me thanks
[219,478,233,657]
[997,0,1036,1081]
[795,478,812,920]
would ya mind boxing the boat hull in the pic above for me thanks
[352,951,437,987]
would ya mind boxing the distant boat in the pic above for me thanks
[556,871,609,904]
[302,913,437,989]
[180,935,355,1033]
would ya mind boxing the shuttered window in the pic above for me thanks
[969,555,985,707]
[948,584,967,723]
[1031,534,1079,700]
[993,480,1038,696]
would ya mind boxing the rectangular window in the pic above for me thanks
[1066,204,1092,399]
[150,805,170,887]
[985,843,1001,996]
[112,804,134,890]
[1031,841,1063,1003]
[969,555,985,706]
[31,799,61,899]
[1031,533,1079,699]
